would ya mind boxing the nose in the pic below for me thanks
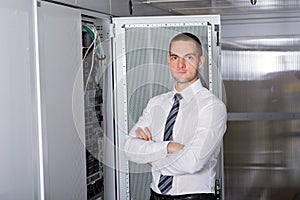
[178,57,186,69]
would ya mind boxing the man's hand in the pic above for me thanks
[135,127,152,141]
[167,142,184,154]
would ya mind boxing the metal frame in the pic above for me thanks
[112,15,222,200]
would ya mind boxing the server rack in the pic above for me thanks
[36,2,223,199]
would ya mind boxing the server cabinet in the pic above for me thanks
[81,11,114,200]
[112,15,222,200]
[38,2,114,200]
[36,2,223,199]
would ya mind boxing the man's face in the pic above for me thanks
[168,40,204,86]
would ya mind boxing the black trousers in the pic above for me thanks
[150,189,216,200]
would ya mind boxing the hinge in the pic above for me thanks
[215,178,221,200]
[37,1,41,7]
[214,24,220,47]
[109,23,116,38]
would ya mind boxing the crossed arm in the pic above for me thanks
[135,127,184,154]
[124,102,227,175]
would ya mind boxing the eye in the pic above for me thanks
[171,56,178,61]
[186,55,194,61]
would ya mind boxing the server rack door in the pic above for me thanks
[38,2,86,200]
[0,0,41,199]
[112,15,222,200]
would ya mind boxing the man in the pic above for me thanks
[124,32,227,200]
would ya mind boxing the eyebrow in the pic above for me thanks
[169,53,196,57]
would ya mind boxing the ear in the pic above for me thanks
[198,56,205,70]
[167,55,171,65]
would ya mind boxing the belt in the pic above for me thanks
[150,189,216,200]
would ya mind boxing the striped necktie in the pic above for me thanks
[158,93,181,194]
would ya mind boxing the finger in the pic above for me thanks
[135,127,147,140]
[144,127,152,140]
[135,128,143,138]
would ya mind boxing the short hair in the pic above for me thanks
[169,32,203,56]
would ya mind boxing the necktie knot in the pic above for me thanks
[174,93,182,101]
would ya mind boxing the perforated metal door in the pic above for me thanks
[112,15,222,200]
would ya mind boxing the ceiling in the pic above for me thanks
[131,0,300,16]
[127,0,300,52]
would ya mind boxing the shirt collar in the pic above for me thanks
[173,80,203,102]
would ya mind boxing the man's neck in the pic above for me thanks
[175,80,197,92]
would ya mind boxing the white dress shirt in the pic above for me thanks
[124,80,227,195]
